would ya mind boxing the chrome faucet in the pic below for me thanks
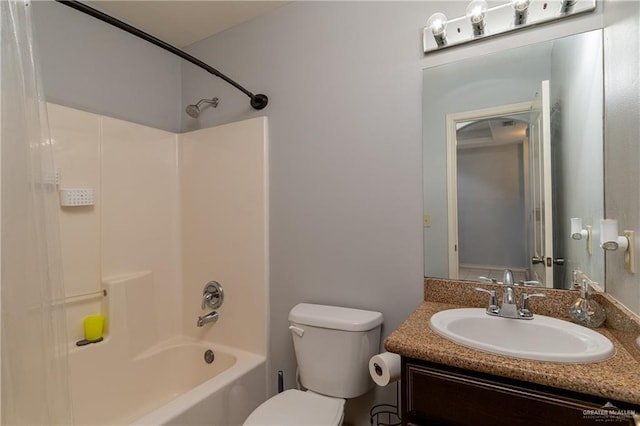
[500,269,518,318]
[197,281,224,327]
[475,269,545,320]
[197,311,219,327]
[503,269,514,286]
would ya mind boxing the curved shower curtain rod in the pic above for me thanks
[55,0,269,110]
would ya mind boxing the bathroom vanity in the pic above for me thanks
[402,358,636,425]
[385,279,640,426]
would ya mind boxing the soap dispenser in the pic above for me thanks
[568,279,606,328]
[570,270,581,290]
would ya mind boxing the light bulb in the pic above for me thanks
[466,0,488,23]
[513,0,531,26]
[426,12,448,47]
[466,0,488,36]
[427,12,447,35]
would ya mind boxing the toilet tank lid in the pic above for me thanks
[289,303,383,332]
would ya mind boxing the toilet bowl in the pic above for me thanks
[242,303,383,425]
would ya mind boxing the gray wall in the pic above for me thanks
[32,0,182,132]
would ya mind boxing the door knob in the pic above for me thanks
[553,258,566,265]
[531,256,544,264]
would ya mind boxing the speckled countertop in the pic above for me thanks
[384,278,640,406]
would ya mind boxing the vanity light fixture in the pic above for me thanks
[570,217,592,255]
[600,219,635,273]
[466,0,488,37]
[426,12,448,47]
[423,0,596,54]
[513,0,531,26]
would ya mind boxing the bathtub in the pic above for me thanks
[69,337,266,425]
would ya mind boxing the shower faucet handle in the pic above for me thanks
[202,281,224,310]
[202,292,213,310]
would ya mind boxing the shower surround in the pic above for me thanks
[48,104,269,424]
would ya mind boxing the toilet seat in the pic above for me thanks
[243,389,345,426]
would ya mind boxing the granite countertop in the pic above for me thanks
[384,278,640,406]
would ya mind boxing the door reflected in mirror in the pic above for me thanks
[423,29,604,290]
[455,113,530,285]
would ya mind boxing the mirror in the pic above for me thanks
[423,29,604,290]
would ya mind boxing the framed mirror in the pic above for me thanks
[423,29,604,290]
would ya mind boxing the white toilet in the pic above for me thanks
[243,303,384,426]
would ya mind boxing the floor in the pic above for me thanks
[458,266,528,284]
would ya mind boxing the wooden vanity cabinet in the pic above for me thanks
[402,357,638,426]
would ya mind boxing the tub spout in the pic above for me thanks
[197,311,219,327]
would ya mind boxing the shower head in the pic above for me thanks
[185,104,200,118]
[185,97,219,118]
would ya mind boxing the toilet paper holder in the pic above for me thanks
[369,352,401,387]
[369,352,402,426]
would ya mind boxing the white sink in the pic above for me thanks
[429,308,615,363]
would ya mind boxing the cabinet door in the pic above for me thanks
[402,359,637,426]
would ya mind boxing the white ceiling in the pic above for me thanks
[92,1,290,48]
[457,117,529,149]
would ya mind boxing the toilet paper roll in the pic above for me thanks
[369,352,401,386]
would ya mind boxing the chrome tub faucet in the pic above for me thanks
[197,280,224,327]
[197,311,219,327]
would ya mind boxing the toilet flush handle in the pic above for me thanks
[289,325,304,337]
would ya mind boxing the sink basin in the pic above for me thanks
[429,308,615,363]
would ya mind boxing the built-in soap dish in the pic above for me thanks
[75,337,104,346]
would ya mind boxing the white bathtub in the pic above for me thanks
[69,337,266,425]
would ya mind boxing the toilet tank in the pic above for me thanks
[288,303,383,399]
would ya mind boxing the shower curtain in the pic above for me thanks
[1,0,72,424]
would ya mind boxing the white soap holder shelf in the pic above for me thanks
[60,188,96,207]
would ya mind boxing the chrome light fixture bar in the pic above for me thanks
[423,0,596,54]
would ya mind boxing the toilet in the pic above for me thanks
[243,303,384,426]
